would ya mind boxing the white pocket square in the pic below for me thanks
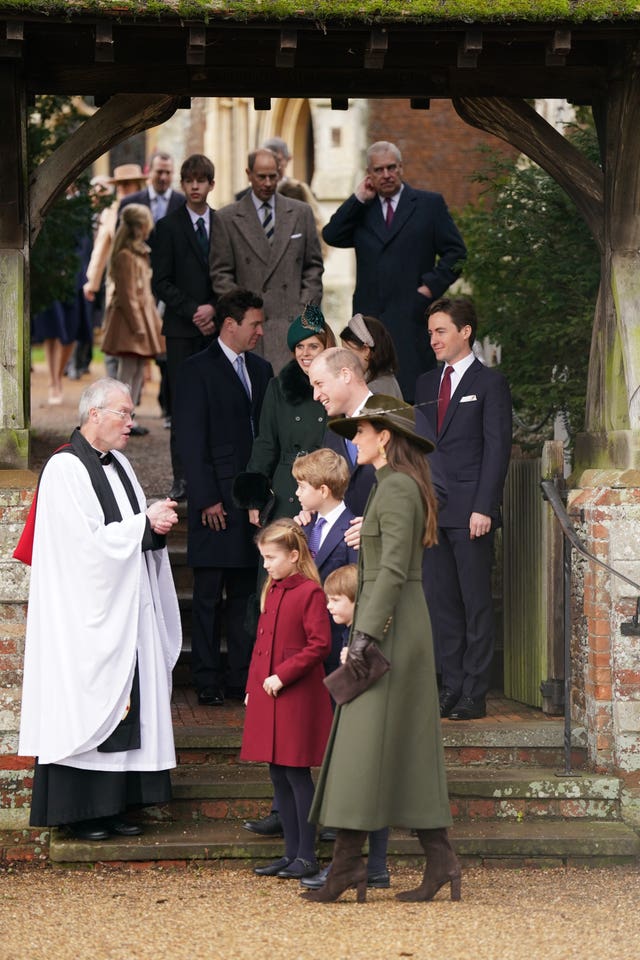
[290,233,302,239]
[460,394,477,403]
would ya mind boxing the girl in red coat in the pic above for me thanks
[241,518,333,880]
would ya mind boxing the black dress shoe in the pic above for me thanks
[66,819,110,841]
[439,688,460,718]
[300,864,331,889]
[198,687,224,706]
[449,696,487,720]
[106,817,143,836]
[367,869,391,888]
[254,856,292,876]
[243,811,284,837]
[168,479,187,501]
[129,423,149,436]
[225,686,246,701]
[319,827,337,842]
[277,857,319,879]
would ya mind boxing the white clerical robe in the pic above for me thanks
[19,450,181,771]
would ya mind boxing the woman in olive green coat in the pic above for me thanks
[233,305,335,522]
[304,394,459,905]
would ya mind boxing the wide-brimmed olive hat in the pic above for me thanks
[328,394,435,454]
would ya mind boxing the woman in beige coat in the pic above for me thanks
[102,204,164,417]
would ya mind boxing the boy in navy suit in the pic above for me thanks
[291,448,357,673]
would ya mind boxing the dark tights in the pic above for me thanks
[269,763,316,862]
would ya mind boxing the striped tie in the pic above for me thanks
[261,202,274,242]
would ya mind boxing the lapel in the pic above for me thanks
[315,511,348,568]
[438,357,482,439]
[179,205,210,271]
[245,350,267,420]
[233,193,271,265]
[368,184,415,246]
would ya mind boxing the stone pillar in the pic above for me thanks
[0,62,29,470]
[569,470,640,778]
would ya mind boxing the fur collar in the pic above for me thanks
[279,359,314,406]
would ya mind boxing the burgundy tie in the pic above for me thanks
[385,198,394,227]
[437,366,453,434]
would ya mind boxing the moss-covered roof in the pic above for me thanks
[1,0,639,24]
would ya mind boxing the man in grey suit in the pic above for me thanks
[210,148,323,372]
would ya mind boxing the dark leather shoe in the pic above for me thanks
[319,827,337,842]
[129,423,149,436]
[198,687,224,706]
[243,812,284,837]
[168,479,187,501]
[367,869,391,888]
[449,696,487,720]
[439,688,460,718]
[106,817,143,837]
[277,858,318,879]
[225,686,246,701]
[300,864,331,889]
[67,819,109,841]
[254,856,292,876]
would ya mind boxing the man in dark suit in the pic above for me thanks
[210,148,323,373]
[175,289,273,705]
[152,154,217,501]
[118,151,185,224]
[416,298,512,721]
[323,140,467,401]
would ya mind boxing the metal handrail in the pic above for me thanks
[540,478,640,775]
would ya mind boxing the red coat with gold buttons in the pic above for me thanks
[241,573,333,767]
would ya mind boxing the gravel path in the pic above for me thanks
[2,863,639,960]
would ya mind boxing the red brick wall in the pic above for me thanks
[368,99,517,213]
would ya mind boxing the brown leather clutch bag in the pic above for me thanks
[323,642,391,706]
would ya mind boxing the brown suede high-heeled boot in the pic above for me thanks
[396,827,461,902]
[301,828,368,903]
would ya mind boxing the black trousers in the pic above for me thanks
[166,334,213,483]
[423,526,495,701]
[191,565,256,693]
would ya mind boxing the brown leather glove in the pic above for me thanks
[346,630,374,680]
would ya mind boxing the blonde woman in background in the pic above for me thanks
[101,204,164,435]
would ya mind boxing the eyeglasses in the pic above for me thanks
[102,408,135,422]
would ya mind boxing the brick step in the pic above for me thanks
[161,764,620,823]
[172,720,587,770]
[48,818,640,866]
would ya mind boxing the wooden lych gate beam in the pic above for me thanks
[29,93,181,244]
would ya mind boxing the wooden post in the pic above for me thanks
[0,62,29,469]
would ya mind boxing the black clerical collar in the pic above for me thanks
[93,448,113,465]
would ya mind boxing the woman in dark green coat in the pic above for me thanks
[304,394,460,905]
[233,304,335,523]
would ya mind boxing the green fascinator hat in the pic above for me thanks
[287,303,327,351]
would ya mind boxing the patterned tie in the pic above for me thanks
[385,197,394,228]
[195,217,208,259]
[261,201,274,242]
[235,354,251,399]
[437,365,454,434]
[307,516,326,559]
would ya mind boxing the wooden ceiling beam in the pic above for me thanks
[458,30,483,69]
[95,22,113,63]
[276,29,297,68]
[364,29,388,69]
[187,25,206,66]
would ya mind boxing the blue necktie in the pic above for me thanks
[345,439,358,465]
[235,355,251,399]
[307,516,326,559]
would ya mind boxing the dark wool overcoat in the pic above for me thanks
[241,574,333,767]
[310,465,452,831]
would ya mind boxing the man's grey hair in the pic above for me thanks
[78,378,131,425]
[262,137,290,159]
[366,141,403,168]
[312,347,366,382]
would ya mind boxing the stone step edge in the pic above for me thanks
[48,819,640,864]
[173,722,587,751]
[170,765,621,802]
